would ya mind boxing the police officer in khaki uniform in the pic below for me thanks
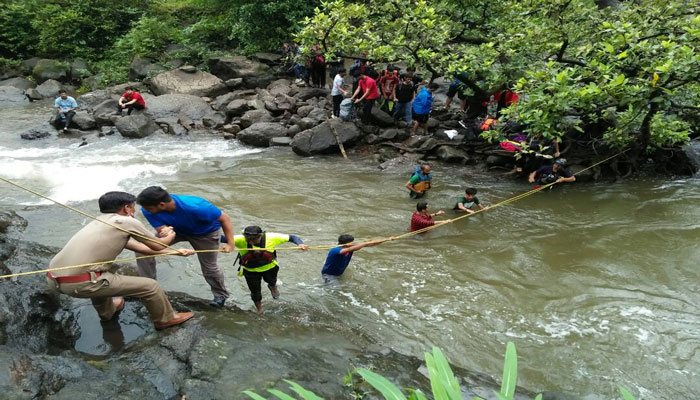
[47,191,195,330]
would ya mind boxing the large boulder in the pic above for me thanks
[268,79,292,96]
[240,109,273,129]
[35,79,63,99]
[207,56,274,89]
[148,68,228,97]
[435,145,470,164]
[144,94,215,122]
[71,111,96,130]
[225,99,250,117]
[70,59,90,80]
[237,122,287,147]
[115,114,158,138]
[155,117,188,136]
[0,77,36,90]
[683,138,700,175]
[77,89,115,112]
[32,59,69,83]
[93,99,119,125]
[129,57,167,81]
[0,86,29,107]
[369,106,395,127]
[20,122,54,140]
[25,88,42,101]
[21,57,41,75]
[291,120,362,156]
[265,94,297,115]
[296,87,330,101]
[252,52,284,64]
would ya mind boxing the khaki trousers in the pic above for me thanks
[136,229,228,298]
[47,272,175,324]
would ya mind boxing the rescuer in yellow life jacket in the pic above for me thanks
[232,226,308,312]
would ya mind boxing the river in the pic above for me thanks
[1,101,699,399]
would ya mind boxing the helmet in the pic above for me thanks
[243,226,263,237]
[554,158,567,167]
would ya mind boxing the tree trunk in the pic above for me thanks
[639,102,660,152]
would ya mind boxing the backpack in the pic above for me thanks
[339,98,355,121]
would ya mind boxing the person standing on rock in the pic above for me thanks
[135,186,234,308]
[54,89,77,132]
[116,86,146,116]
[331,68,348,118]
[412,82,439,135]
[350,71,379,123]
[231,225,308,312]
[47,191,195,330]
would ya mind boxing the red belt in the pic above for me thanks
[47,271,102,283]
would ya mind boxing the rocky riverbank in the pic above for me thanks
[2,55,698,179]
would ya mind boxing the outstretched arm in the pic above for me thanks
[289,234,309,250]
[126,238,194,256]
[339,239,386,255]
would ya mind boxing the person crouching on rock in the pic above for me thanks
[231,226,308,312]
[116,86,146,116]
[46,191,195,330]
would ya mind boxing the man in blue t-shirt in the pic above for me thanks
[321,234,389,279]
[54,89,78,131]
[135,186,235,308]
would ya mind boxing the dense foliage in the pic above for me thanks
[296,0,700,153]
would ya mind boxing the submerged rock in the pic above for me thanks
[115,114,159,139]
[237,122,287,147]
[291,120,362,156]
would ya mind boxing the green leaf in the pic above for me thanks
[283,380,324,400]
[356,368,407,400]
[242,391,269,400]
[407,389,429,400]
[534,395,543,400]
[425,347,462,400]
[616,51,628,59]
[604,43,615,53]
[618,385,637,400]
[267,389,297,400]
[500,342,518,399]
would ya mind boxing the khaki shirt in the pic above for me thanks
[49,214,158,277]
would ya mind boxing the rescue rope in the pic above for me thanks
[0,150,627,280]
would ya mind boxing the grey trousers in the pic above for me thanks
[136,229,229,298]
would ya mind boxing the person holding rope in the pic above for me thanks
[321,234,391,281]
[410,202,451,232]
[406,163,432,199]
[46,191,195,330]
[135,186,235,308]
[528,158,576,188]
[231,226,308,312]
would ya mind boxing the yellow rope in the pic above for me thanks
[0,149,627,280]
[0,176,181,253]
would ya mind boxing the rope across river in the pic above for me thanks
[0,150,626,281]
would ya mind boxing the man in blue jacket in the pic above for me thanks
[135,186,235,308]
[412,82,439,135]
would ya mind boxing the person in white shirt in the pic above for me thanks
[331,68,348,118]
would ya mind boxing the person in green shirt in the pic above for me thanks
[453,188,486,214]
[405,164,432,199]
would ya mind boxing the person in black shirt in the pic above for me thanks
[393,74,415,124]
[529,158,576,187]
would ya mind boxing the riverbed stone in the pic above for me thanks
[291,120,362,156]
[237,122,287,147]
[435,145,470,164]
[35,79,63,99]
[0,86,30,107]
[129,57,167,81]
[145,93,215,122]
[25,88,42,101]
[32,59,69,83]
[20,122,54,140]
[115,114,158,138]
[369,107,395,127]
[203,112,227,129]
[225,99,250,117]
[156,117,188,136]
[0,77,36,91]
[683,138,700,174]
[486,154,512,167]
[240,109,273,129]
[71,111,96,130]
[148,69,228,97]
[93,99,119,125]
[270,136,292,146]
[77,89,114,112]
[296,87,329,101]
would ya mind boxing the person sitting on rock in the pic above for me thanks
[406,163,432,199]
[116,87,146,116]
[230,226,308,312]
[47,191,196,331]
[410,202,451,232]
[528,158,576,188]
[54,89,77,132]
[453,187,486,213]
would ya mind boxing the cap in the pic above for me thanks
[554,158,567,167]
[243,226,263,236]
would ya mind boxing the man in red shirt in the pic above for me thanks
[116,86,146,116]
[410,202,451,232]
[350,72,379,123]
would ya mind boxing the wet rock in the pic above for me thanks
[225,99,250,117]
[93,99,119,125]
[145,94,215,122]
[369,107,395,127]
[77,89,114,112]
[99,126,117,136]
[683,138,700,174]
[0,86,30,107]
[179,65,197,73]
[25,88,42,101]
[252,52,283,64]
[292,120,362,156]
[240,109,273,129]
[222,124,241,135]
[296,87,329,101]
[427,118,440,129]
[569,164,595,182]
[115,114,158,138]
[129,57,167,81]
[207,56,274,89]
[297,105,314,118]
[306,107,328,124]
[155,117,188,136]
[268,79,292,96]
[435,146,470,164]
[237,122,287,147]
[71,112,96,130]
[70,59,90,80]
[32,59,69,83]
[486,154,512,167]
[225,78,243,89]
[378,154,423,171]
[20,122,54,140]
[365,133,381,144]
[265,94,296,115]
[403,136,426,149]
[203,112,227,129]
[148,69,228,98]
[0,77,36,90]
[270,136,292,146]
[380,128,409,141]
[35,79,63,99]
[297,117,316,131]
[285,124,301,137]
[417,137,440,152]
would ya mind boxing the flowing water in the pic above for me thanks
[1,102,699,399]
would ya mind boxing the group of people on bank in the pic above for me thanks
[53,87,146,132]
